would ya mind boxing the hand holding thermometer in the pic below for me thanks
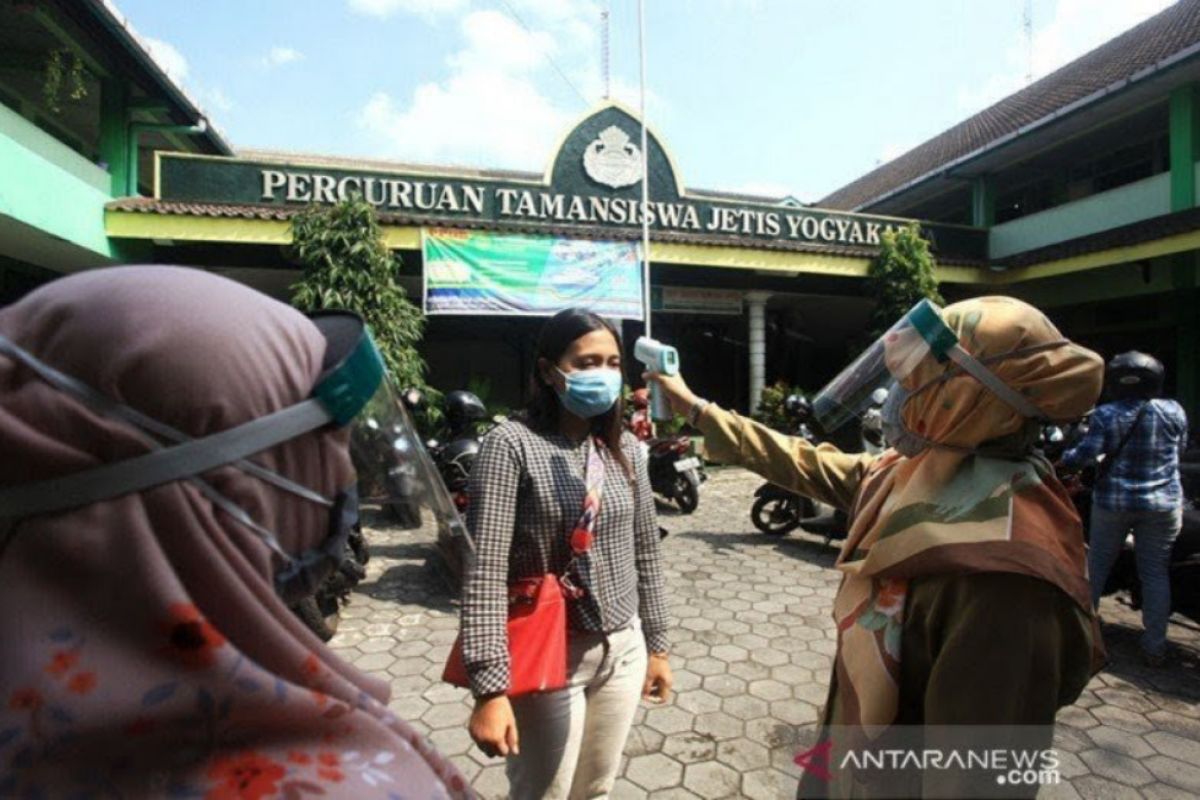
[634,337,680,421]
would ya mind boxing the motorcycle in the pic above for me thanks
[426,390,493,589]
[289,527,369,641]
[629,389,706,514]
[750,395,848,543]
[289,389,429,642]
[647,434,705,514]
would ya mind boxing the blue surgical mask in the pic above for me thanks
[556,367,622,419]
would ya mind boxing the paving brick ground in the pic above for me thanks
[330,468,1200,799]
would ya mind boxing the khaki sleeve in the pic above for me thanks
[696,404,874,511]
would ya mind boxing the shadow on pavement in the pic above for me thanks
[679,528,839,568]
[1099,616,1200,700]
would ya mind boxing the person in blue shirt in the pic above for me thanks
[1061,351,1189,666]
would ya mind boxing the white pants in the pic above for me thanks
[507,622,647,800]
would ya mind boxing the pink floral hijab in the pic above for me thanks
[0,267,472,798]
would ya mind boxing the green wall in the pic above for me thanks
[0,102,115,258]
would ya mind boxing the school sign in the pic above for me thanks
[153,104,986,261]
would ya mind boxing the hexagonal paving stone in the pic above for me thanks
[645,705,695,735]
[672,640,708,659]
[1143,754,1200,794]
[473,764,509,800]
[709,644,749,663]
[387,693,430,721]
[428,726,475,757]
[358,637,395,654]
[722,694,770,721]
[742,767,796,800]
[1057,706,1101,731]
[1090,705,1155,735]
[1080,749,1155,787]
[670,669,703,692]
[770,699,819,726]
[387,657,431,677]
[391,639,433,658]
[745,716,800,750]
[421,701,471,730]
[675,689,724,716]
[683,761,741,799]
[353,651,396,672]
[646,789,703,800]
[693,711,744,741]
[685,657,726,677]
[1145,730,1200,763]
[626,753,684,792]
[661,731,717,764]
[703,674,747,698]
[610,779,648,799]
[680,617,716,633]
[747,678,791,702]
[749,648,790,667]
[715,619,751,636]
[731,633,769,651]
[1068,774,1145,800]
[727,660,771,682]
[1095,688,1160,715]
[623,725,664,758]
[715,737,770,772]
[1085,726,1155,759]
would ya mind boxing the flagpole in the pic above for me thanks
[638,0,652,339]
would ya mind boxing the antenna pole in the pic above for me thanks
[638,0,651,339]
[601,3,611,100]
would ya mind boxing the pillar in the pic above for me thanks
[1170,84,1200,212]
[971,175,995,228]
[746,291,770,413]
[99,78,129,197]
[1170,85,1200,421]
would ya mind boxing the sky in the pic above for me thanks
[115,0,1176,203]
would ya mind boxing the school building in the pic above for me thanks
[4,0,1200,417]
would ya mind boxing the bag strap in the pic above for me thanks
[560,437,606,598]
[1099,401,1150,477]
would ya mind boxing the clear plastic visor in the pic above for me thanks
[812,300,958,432]
[348,377,467,542]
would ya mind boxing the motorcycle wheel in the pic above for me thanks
[292,596,339,642]
[751,496,800,536]
[675,477,699,514]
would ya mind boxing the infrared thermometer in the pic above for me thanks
[634,337,680,421]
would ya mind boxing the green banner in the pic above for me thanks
[423,229,644,320]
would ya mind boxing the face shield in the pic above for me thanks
[309,313,463,540]
[813,300,959,433]
[0,311,468,592]
[812,299,1045,440]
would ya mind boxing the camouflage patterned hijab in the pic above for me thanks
[830,296,1104,738]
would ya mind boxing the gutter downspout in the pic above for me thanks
[126,120,208,196]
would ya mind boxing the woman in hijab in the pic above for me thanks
[648,296,1105,798]
[0,267,470,798]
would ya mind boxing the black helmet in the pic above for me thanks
[784,394,813,420]
[445,390,487,432]
[1107,351,1164,400]
[439,438,480,489]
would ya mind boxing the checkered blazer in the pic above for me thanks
[459,419,669,697]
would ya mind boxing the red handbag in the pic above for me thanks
[442,437,605,697]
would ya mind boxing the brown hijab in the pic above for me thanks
[0,267,471,798]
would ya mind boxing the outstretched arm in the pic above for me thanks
[645,371,873,511]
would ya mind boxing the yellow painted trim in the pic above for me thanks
[992,229,1200,284]
[105,210,422,249]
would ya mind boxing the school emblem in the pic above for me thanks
[582,125,642,189]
